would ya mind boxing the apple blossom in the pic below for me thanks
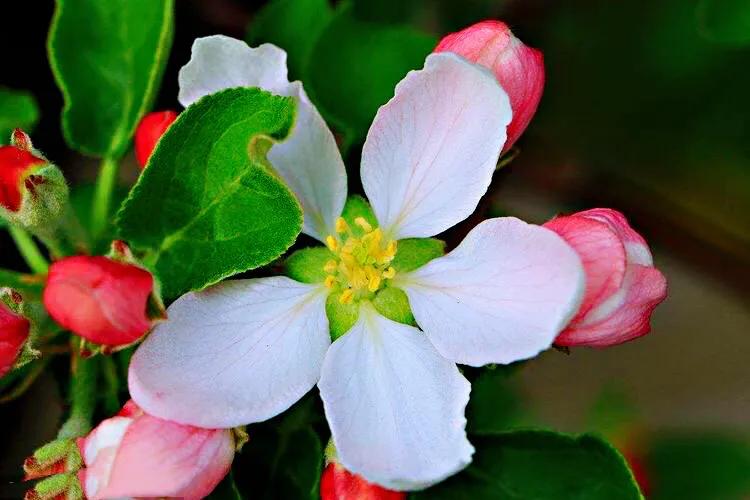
[76,400,234,500]
[43,256,155,346]
[134,110,178,168]
[435,20,545,153]
[128,36,584,490]
[0,290,31,377]
[544,208,667,347]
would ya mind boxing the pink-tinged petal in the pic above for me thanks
[361,52,511,239]
[435,20,544,152]
[319,304,473,491]
[43,256,154,346]
[400,217,584,367]
[543,214,627,318]
[129,277,330,428]
[178,35,347,240]
[546,208,668,347]
[556,265,667,347]
[96,415,234,500]
[77,416,133,498]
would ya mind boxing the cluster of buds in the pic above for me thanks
[0,129,69,237]
[43,241,165,352]
[25,401,235,500]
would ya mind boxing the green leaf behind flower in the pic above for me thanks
[117,88,302,300]
[48,0,174,157]
[414,431,642,499]
[0,88,39,141]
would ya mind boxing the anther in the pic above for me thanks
[354,217,373,233]
[339,289,354,304]
[324,260,338,274]
[325,235,339,252]
[324,275,337,288]
[382,267,396,279]
[335,217,348,234]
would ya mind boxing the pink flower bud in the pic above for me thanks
[0,294,30,377]
[134,110,178,168]
[0,144,46,212]
[43,256,155,346]
[321,462,405,500]
[544,208,667,347]
[434,20,545,153]
[77,400,234,500]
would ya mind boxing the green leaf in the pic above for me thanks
[697,0,750,46]
[246,0,333,79]
[235,395,323,499]
[285,246,334,284]
[117,87,302,301]
[305,4,436,138]
[648,433,750,500]
[466,366,526,436]
[0,87,39,141]
[372,286,414,326]
[415,431,641,500]
[48,0,174,157]
[392,238,445,273]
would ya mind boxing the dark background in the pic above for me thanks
[1,0,748,497]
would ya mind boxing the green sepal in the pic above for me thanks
[371,287,415,326]
[27,472,83,500]
[391,238,445,273]
[340,195,378,238]
[326,292,360,341]
[285,247,335,284]
[24,438,82,480]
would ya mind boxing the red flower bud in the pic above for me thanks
[0,294,30,377]
[434,20,545,153]
[544,208,667,347]
[134,110,178,168]
[0,144,46,212]
[77,401,234,499]
[43,256,155,346]
[321,462,405,500]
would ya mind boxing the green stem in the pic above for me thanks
[57,348,98,440]
[91,156,119,239]
[9,226,48,274]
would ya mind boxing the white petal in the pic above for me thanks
[178,35,347,240]
[318,304,473,491]
[361,53,511,239]
[399,217,585,367]
[129,277,330,428]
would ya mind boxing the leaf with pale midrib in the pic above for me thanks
[117,87,302,301]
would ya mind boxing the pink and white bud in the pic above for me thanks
[43,256,155,346]
[134,110,178,168]
[321,462,405,500]
[77,400,234,500]
[434,20,545,153]
[544,208,667,347]
[0,291,30,377]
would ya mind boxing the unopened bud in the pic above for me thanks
[435,21,545,153]
[0,130,69,233]
[0,288,32,377]
[134,110,178,168]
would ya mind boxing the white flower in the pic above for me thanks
[128,36,584,491]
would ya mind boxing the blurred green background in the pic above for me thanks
[1,0,748,497]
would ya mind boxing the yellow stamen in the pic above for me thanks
[335,217,348,234]
[324,260,338,274]
[324,275,337,288]
[339,289,354,304]
[325,235,339,252]
[382,267,396,279]
[354,217,373,233]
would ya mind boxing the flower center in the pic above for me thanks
[323,217,397,304]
